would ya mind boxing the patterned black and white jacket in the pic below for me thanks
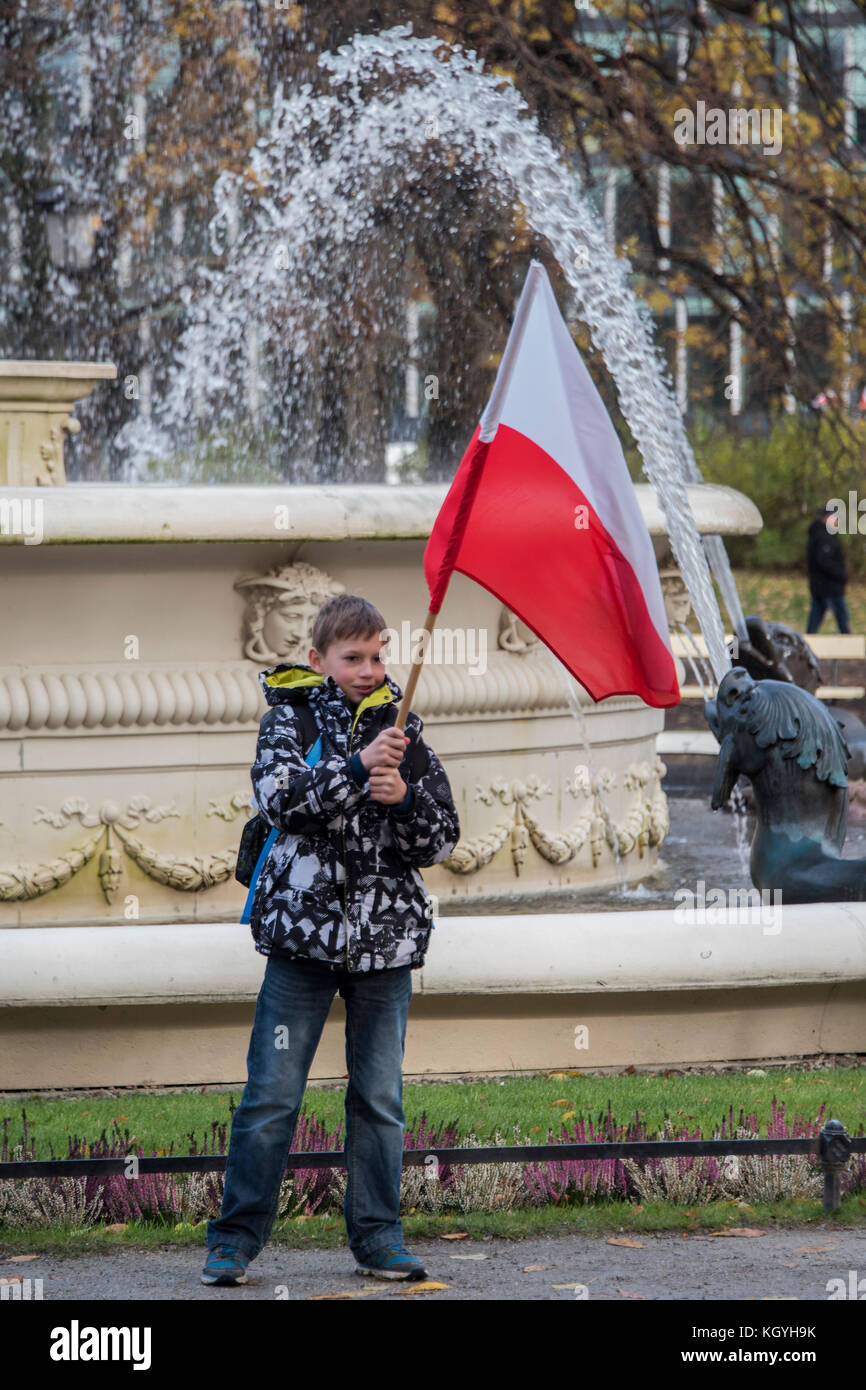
[247,663,460,973]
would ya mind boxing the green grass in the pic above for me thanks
[3,1071,864,1249]
[3,1068,865,1161]
[0,1197,863,1257]
[692,568,866,636]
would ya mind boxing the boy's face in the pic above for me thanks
[309,630,387,704]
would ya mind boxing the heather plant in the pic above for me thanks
[625,1103,827,1206]
[713,1101,826,1204]
[276,1111,347,1219]
[440,1129,533,1214]
[0,1112,105,1229]
[174,1172,226,1224]
[717,1134,823,1204]
[396,1161,450,1214]
[61,1116,229,1224]
[623,1120,722,1205]
[524,1107,643,1205]
[0,1097,862,1228]
[0,1144,106,1230]
[843,1149,866,1199]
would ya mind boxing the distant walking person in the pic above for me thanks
[806,505,850,634]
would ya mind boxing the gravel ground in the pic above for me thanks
[5,1226,865,1301]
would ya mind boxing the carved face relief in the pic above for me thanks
[234,562,345,664]
[659,568,691,627]
[261,593,321,661]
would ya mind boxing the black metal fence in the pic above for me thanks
[1,1119,862,1213]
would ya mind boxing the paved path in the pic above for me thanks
[5,1227,865,1300]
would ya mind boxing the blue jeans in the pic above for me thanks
[807,594,850,634]
[207,954,412,1264]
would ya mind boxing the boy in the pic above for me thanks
[203,593,459,1285]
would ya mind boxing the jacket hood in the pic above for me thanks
[258,663,323,706]
[258,662,404,718]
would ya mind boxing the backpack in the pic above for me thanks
[237,701,324,925]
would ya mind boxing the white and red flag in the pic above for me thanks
[423,260,680,709]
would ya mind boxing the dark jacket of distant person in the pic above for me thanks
[807,513,847,600]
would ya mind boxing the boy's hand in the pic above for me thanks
[368,767,409,804]
[359,727,409,772]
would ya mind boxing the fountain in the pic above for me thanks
[1,27,863,1088]
[124,26,734,685]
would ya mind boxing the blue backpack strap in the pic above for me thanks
[240,727,323,925]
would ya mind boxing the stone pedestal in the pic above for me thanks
[0,361,116,486]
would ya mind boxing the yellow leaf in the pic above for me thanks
[607,1236,643,1248]
[398,1281,450,1294]
[645,289,672,314]
[307,1289,383,1300]
[9,1255,39,1262]
[560,1111,576,1124]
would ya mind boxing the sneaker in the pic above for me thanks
[355,1244,428,1281]
[201,1244,250,1285]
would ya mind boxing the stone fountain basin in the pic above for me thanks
[0,480,760,929]
[0,481,761,543]
[0,906,863,1087]
[11,477,847,1085]
[3,906,865,1005]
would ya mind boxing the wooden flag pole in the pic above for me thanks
[394,608,438,731]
